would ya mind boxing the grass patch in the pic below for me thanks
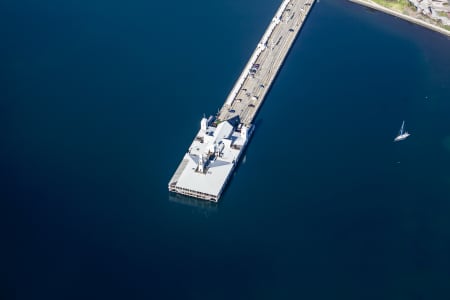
[437,11,448,18]
[371,0,412,12]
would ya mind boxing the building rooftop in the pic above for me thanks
[169,119,250,201]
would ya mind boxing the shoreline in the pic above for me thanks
[348,0,450,38]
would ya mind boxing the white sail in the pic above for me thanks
[399,120,405,135]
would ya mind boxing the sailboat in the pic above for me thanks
[394,120,410,142]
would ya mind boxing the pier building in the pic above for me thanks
[168,0,316,201]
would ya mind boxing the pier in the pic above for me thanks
[218,0,315,125]
[168,0,316,202]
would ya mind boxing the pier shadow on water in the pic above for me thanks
[168,193,218,214]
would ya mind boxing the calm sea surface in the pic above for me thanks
[2,0,450,299]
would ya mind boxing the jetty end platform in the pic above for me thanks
[168,0,316,202]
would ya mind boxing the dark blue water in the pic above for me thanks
[2,0,450,299]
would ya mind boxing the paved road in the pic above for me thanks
[217,0,315,126]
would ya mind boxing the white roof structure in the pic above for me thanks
[169,119,252,201]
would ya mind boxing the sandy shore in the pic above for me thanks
[349,0,450,37]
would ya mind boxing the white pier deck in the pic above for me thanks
[169,119,253,201]
[168,0,315,202]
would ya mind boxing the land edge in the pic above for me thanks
[348,0,450,37]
